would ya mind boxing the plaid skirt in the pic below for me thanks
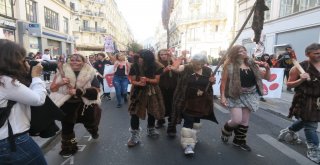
[227,86,260,112]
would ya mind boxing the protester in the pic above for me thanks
[111,52,130,108]
[50,54,102,157]
[278,43,320,163]
[0,39,47,164]
[170,52,218,156]
[155,49,178,137]
[41,49,52,83]
[127,49,165,147]
[93,53,112,100]
[220,45,270,152]
[278,46,294,91]
[259,53,273,102]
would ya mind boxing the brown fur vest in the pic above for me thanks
[224,58,264,99]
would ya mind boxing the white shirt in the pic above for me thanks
[0,76,47,140]
[41,53,51,61]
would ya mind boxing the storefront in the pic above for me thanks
[0,17,16,41]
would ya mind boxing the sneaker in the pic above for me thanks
[233,142,252,151]
[307,148,320,163]
[155,119,165,129]
[127,139,140,147]
[107,95,111,100]
[116,104,121,108]
[260,97,266,102]
[184,145,194,156]
[91,133,99,139]
[147,127,159,137]
[45,80,50,84]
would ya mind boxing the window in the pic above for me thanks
[83,20,89,29]
[280,0,320,17]
[63,17,68,34]
[0,0,13,17]
[26,0,37,23]
[264,0,271,21]
[44,7,59,30]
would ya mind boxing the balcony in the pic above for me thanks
[177,13,226,25]
[80,27,106,33]
[79,10,105,18]
[80,0,105,4]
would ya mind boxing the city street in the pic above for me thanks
[43,96,317,165]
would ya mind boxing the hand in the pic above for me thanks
[61,77,70,85]
[220,96,227,107]
[31,63,43,78]
[300,73,310,81]
[209,75,216,84]
[68,88,76,95]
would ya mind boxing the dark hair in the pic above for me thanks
[285,46,292,51]
[133,49,156,77]
[261,53,272,67]
[0,39,30,86]
[97,53,105,58]
[305,43,320,55]
[44,49,50,52]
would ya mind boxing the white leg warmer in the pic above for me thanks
[181,127,197,149]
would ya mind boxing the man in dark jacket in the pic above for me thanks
[93,53,112,100]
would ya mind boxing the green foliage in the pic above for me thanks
[127,42,143,53]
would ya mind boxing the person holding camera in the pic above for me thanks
[50,53,102,157]
[41,49,52,83]
[0,39,47,164]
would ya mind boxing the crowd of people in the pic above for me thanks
[1,38,320,164]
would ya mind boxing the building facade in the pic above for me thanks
[237,0,320,61]
[14,0,75,57]
[71,0,133,56]
[163,0,237,58]
[0,0,16,42]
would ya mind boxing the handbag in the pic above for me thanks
[29,96,65,138]
[185,82,213,117]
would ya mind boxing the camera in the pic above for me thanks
[28,60,58,72]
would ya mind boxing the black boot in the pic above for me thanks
[221,122,235,143]
[59,133,78,157]
[232,125,251,151]
[122,93,128,103]
[167,123,177,138]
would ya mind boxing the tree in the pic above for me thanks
[127,42,143,53]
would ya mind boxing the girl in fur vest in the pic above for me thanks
[50,54,102,157]
[220,45,270,151]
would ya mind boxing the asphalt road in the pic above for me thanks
[43,98,317,165]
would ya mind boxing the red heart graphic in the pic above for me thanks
[269,83,279,90]
[268,74,277,82]
[105,74,114,87]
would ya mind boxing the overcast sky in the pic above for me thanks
[115,0,162,42]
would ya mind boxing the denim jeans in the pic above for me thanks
[0,133,47,165]
[112,75,129,105]
[289,119,319,146]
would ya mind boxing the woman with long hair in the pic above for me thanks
[127,49,165,147]
[220,45,270,151]
[155,49,178,136]
[0,39,47,164]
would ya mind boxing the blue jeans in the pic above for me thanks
[0,133,47,165]
[112,75,129,105]
[289,120,319,146]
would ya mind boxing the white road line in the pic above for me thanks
[258,134,315,165]
[60,156,74,165]
[214,103,229,113]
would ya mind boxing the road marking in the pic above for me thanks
[84,135,92,141]
[214,103,229,113]
[258,134,315,165]
[60,156,74,165]
[77,145,86,152]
